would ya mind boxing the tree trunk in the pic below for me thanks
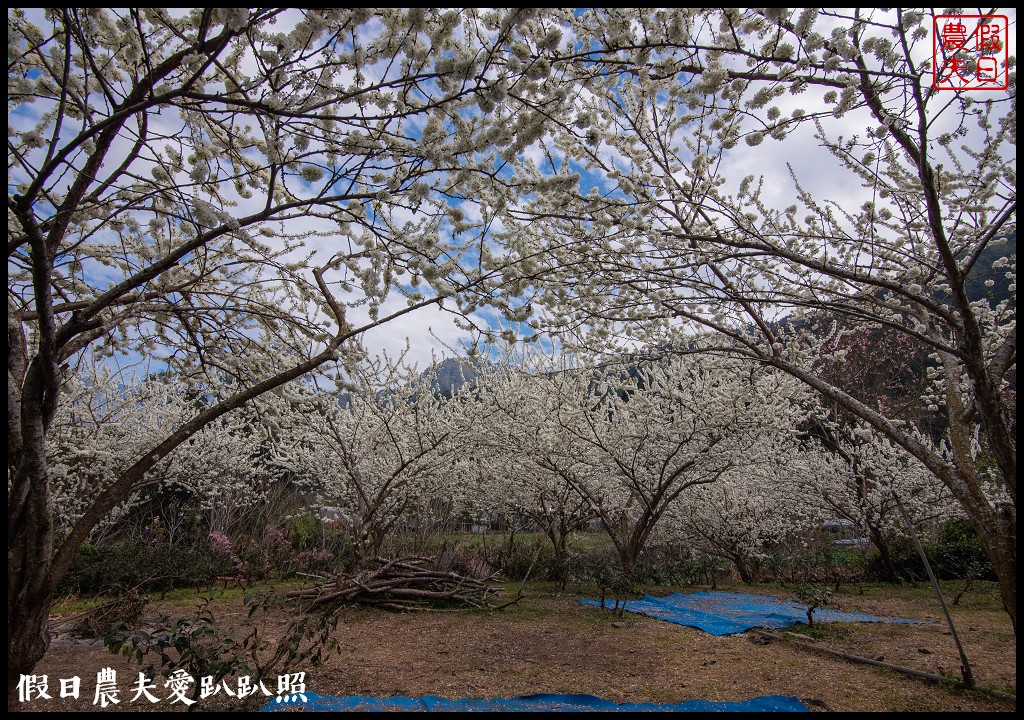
[7,459,56,710]
[7,583,53,711]
[541,522,570,583]
[867,523,898,581]
[970,502,1016,633]
[616,540,638,578]
[732,554,754,584]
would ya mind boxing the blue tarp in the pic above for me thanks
[580,591,924,636]
[261,691,809,712]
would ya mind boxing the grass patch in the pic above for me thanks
[50,593,107,618]
[786,621,852,641]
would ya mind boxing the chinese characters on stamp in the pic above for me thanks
[933,14,1009,90]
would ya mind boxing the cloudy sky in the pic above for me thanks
[9,8,1016,377]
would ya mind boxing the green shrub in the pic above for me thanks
[479,532,551,581]
[864,521,995,582]
[286,514,324,551]
[62,537,233,596]
[929,540,995,581]
[632,544,723,586]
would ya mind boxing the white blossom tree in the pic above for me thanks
[269,359,474,567]
[659,443,826,584]
[469,353,598,572]
[808,419,970,579]
[502,8,1016,628]
[48,364,274,542]
[46,366,191,539]
[517,351,811,575]
[7,7,574,688]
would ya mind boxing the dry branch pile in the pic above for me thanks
[286,557,509,611]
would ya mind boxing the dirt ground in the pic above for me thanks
[15,581,1017,712]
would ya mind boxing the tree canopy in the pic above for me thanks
[7,8,1016,694]
[499,7,1016,629]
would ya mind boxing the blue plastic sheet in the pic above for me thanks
[580,591,924,636]
[261,691,809,712]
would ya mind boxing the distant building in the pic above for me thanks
[823,519,870,548]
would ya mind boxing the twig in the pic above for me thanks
[286,555,503,611]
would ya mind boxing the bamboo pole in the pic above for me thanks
[753,630,1016,702]
[892,493,975,689]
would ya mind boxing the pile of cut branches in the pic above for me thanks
[286,556,514,611]
[51,588,149,639]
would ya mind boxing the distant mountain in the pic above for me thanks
[423,357,479,398]
[329,357,480,411]
[963,232,1015,309]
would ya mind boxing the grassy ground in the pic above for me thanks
[19,574,1016,713]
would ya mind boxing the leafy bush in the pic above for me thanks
[794,582,833,626]
[284,513,351,558]
[632,544,724,586]
[572,547,635,614]
[287,516,352,573]
[929,539,996,581]
[287,514,324,551]
[543,551,580,585]
[475,532,550,581]
[864,520,995,582]
[62,537,232,596]
[105,592,342,706]
[229,526,294,581]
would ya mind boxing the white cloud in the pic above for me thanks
[347,293,477,371]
